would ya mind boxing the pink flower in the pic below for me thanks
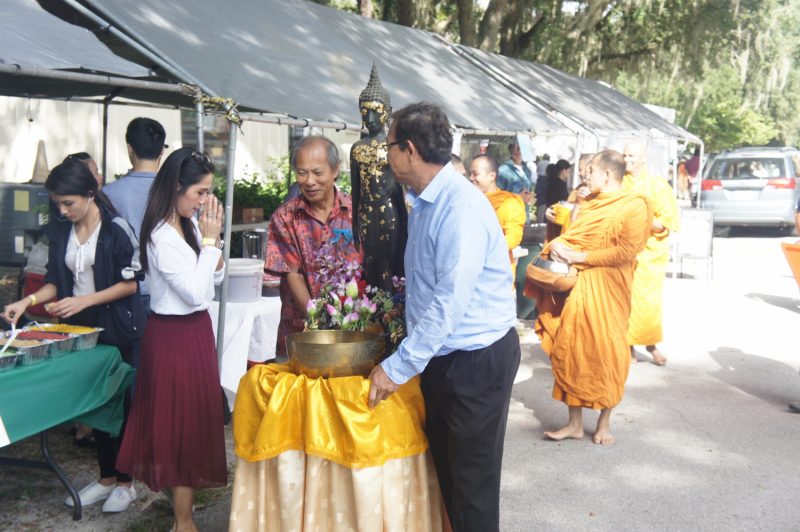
[343,296,354,312]
[326,304,338,317]
[306,299,318,317]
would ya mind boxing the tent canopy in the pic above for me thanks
[79,0,568,134]
[0,0,197,105]
[1,0,700,142]
[458,46,700,143]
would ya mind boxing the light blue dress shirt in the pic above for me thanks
[103,171,156,295]
[381,163,517,385]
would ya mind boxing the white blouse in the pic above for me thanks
[147,219,224,315]
[65,223,101,297]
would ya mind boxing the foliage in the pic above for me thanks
[213,155,290,220]
[326,0,800,150]
[336,170,352,195]
[305,240,406,352]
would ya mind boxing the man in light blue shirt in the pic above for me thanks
[368,103,520,532]
[103,117,166,313]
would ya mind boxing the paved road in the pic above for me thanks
[501,229,800,531]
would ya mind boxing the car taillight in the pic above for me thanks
[765,178,796,189]
[702,179,723,191]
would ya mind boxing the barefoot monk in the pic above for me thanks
[528,150,652,445]
[622,139,680,365]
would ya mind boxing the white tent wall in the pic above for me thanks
[532,133,582,166]
[0,96,361,185]
[0,96,181,183]
[231,121,290,180]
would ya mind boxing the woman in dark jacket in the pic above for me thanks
[2,158,144,513]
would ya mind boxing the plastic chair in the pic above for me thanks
[781,242,800,288]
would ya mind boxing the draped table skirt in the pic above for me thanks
[230,363,444,532]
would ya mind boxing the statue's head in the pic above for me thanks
[359,64,391,136]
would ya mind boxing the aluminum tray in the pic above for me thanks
[73,329,102,351]
[0,353,21,372]
[15,342,51,366]
[48,336,78,357]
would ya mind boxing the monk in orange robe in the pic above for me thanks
[622,139,680,365]
[545,153,595,233]
[529,150,652,444]
[469,154,526,272]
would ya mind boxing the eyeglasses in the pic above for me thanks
[386,140,403,150]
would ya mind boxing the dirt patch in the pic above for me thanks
[0,423,235,531]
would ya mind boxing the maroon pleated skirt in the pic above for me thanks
[116,311,227,492]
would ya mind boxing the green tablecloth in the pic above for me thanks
[0,344,133,445]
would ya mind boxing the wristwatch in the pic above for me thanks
[202,238,224,250]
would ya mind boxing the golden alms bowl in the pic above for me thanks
[286,330,386,379]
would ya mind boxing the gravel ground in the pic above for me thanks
[0,424,235,532]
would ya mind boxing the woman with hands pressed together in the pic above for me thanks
[116,148,226,532]
[2,158,145,513]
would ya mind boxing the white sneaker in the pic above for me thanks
[64,480,115,507]
[102,485,137,513]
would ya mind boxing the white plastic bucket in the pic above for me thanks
[226,258,264,302]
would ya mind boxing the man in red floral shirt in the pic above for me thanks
[265,136,363,357]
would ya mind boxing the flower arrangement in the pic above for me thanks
[305,241,406,352]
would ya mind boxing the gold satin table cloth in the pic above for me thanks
[230,363,444,532]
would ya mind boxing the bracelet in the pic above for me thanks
[201,237,217,248]
[28,294,38,306]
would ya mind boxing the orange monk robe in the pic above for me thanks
[622,171,680,345]
[486,190,526,271]
[533,192,652,409]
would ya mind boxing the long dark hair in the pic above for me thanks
[45,158,116,218]
[139,147,215,272]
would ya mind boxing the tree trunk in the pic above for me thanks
[477,0,510,51]
[358,0,374,18]
[457,0,476,47]
[397,0,414,27]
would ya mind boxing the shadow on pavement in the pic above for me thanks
[722,226,794,238]
[746,292,800,314]
[709,346,800,408]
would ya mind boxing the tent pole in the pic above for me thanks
[196,98,205,152]
[0,64,192,96]
[102,98,110,185]
[696,141,705,207]
[216,122,238,364]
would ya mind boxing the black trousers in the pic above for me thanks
[94,343,133,483]
[421,327,521,532]
[68,308,134,483]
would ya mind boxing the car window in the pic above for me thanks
[791,154,800,177]
[707,157,785,180]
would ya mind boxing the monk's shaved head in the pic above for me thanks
[624,138,648,157]
[591,150,626,182]
[623,138,649,176]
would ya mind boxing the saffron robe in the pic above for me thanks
[532,192,652,409]
[486,189,526,269]
[622,172,680,345]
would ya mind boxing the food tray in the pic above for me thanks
[15,342,51,366]
[48,336,78,358]
[73,329,102,351]
[29,325,103,351]
[0,353,21,373]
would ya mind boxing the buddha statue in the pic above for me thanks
[350,65,407,290]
